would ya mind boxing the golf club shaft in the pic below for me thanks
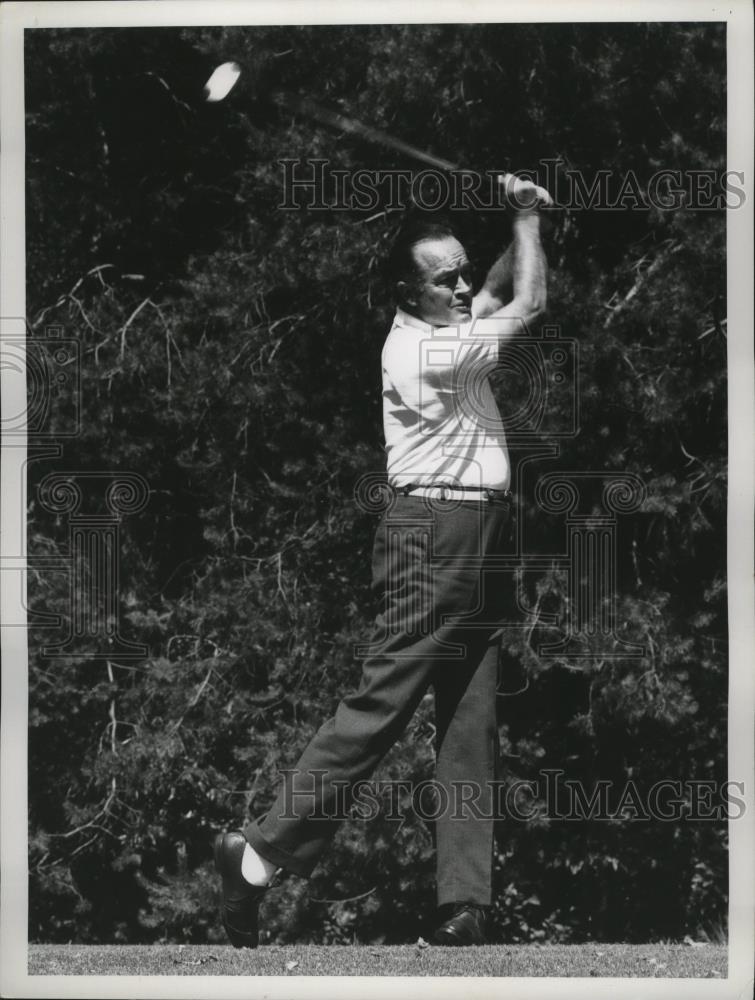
[267,93,555,216]
[270,90,462,173]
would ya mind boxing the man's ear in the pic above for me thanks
[397,280,417,308]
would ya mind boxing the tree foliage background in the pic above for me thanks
[24,22,728,945]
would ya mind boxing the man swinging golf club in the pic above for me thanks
[215,172,551,947]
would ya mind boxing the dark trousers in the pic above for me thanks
[244,494,510,905]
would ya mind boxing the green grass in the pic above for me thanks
[28,943,727,978]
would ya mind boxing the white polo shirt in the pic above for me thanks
[381,308,510,491]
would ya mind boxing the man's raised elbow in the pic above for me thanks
[512,291,547,321]
[529,291,547,317]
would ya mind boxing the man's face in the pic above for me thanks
[401,236,474,327]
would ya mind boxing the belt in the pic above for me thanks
[395,483,512,503]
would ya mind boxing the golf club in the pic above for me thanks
[204,60,460,172]
[203,61,554,212]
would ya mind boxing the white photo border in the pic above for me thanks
[2,2,752,998]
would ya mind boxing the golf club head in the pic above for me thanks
[204,62,242,103]
[202,59,284,132]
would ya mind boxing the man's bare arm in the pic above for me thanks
[473,209,548,343]
[472,174,551,323]
[472,243,515,318]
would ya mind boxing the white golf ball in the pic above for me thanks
[204,62,241,103]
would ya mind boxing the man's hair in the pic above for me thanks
[385,219,458,289]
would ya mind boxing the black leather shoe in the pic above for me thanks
[433,903,488,946]
[213,830,270,948]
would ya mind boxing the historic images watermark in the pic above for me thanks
[34,471,150,659]
[279,158,746,212]
[0,319,80,438]
[353,316,645,662]
[1,317,150,657]
[274,768,745,825]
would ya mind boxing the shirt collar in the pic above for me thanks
[393,307,434,333]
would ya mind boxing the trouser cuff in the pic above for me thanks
[242,819,316,878]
